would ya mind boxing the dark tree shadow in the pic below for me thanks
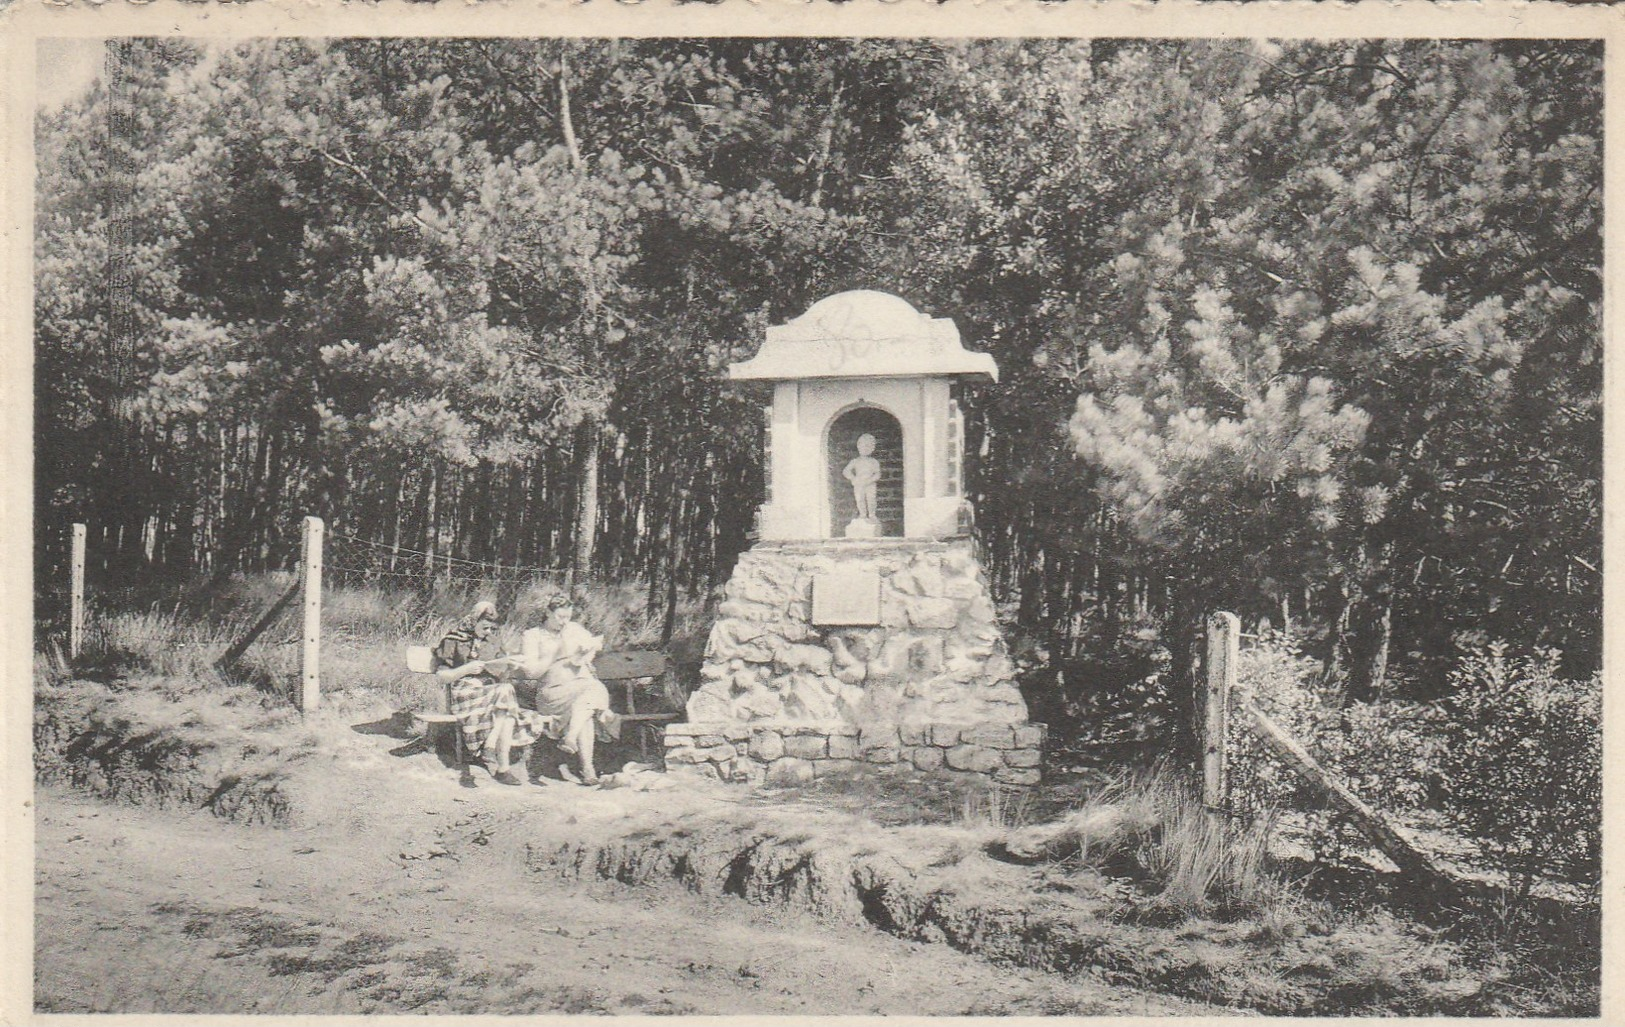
[351,712,462,769]
[350,711,418,739]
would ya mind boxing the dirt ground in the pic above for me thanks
[35,676,1597,1018]
[33,777,1215,1017]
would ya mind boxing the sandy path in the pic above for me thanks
[34,784,1209,1016]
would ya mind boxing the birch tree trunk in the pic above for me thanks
[558,49,600,583]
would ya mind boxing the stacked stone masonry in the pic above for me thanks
[663,721,1047,787]
[667,538,1044,786]
[687,540,1027,724]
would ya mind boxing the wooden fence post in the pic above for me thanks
[1204,611,1239,809]
[70,523,86,660]
[299,516,324,713]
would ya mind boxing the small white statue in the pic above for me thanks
[842,433,881,522]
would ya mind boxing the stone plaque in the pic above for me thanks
[812,570,881,626]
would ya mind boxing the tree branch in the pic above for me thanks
[314,145,555,306]
[472,41,559,132]
[558,51,584,170]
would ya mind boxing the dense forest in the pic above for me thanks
[36,37,1601,737]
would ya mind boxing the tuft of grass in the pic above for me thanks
[958,783,1037,832]
[1001,767,1296,922]
[1132,790,1283,920]
[35,640,73,687]
[1001,769,1159,866]
[79,609,234,683]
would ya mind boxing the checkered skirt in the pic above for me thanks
[435,628,547,755]
[449,676,548,753]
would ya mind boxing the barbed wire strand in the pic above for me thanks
[37,526,566,663]
[326,530,568,577]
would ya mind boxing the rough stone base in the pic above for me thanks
[674,538,1042,788]
[689,538,1028,726]
[663,721,1046,788]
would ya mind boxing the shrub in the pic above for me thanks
[1328,700,1449,812]
[1227,631,1601,899]
[1437,641,1601,897]
[1042,612,1177,768]
[1228,630,1449,861]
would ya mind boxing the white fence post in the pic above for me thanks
[1204,611,1239,810]
[69,523,86,660]
[299,516,324,713]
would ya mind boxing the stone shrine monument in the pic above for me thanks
[664,291,1043,786]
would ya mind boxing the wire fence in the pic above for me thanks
[317,528,583,711]
[322,529,571,639]
[38,515,704,720]
[36,559,302,649]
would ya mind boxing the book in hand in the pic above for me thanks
[481,655,525,677]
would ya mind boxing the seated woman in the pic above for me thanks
[514,594,617,785]
[433,601,549,788]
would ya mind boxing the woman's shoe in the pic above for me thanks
[493,770,523,786]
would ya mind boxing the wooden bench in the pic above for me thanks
[405,644,467,766]
[404,645,678,762]
[593,650,682,758]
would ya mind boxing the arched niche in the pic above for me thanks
[825,405,904,537]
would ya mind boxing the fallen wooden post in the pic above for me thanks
[215,579,301,671]
[1238,694,1449,885]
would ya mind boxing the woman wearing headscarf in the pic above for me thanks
[515,594,617,785]
[433,600,549,787]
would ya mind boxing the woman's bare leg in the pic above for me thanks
[576,716,598,783]
[490,716,514,773]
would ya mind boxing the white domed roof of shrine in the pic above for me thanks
[729,290,999,382]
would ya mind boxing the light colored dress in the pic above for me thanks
[522,623,613,754]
